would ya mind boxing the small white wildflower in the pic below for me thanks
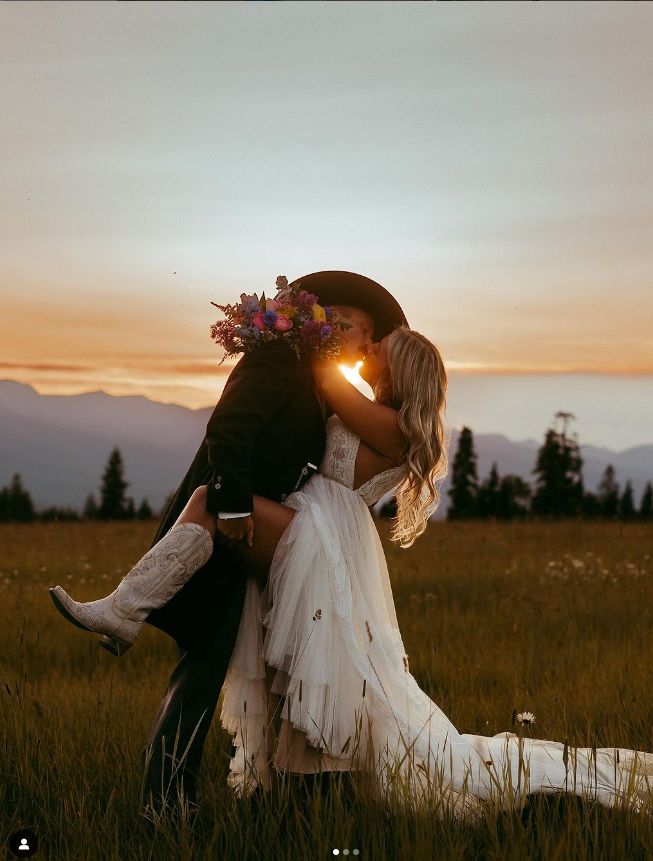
[515,711,536,727]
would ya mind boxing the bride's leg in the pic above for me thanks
[49,484,218,655]
[218,494,296,588]
[219,495,297,771]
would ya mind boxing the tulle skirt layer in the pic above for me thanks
[220,475,653,819]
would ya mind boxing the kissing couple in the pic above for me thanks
[50,270,653,824]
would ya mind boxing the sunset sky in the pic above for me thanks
[2,2,652,449]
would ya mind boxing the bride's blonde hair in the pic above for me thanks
[373,327,449,548]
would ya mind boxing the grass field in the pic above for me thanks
[1,518,652,859]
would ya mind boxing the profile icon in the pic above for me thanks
[8,829,38,858]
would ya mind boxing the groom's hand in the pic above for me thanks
[214,515,254,548]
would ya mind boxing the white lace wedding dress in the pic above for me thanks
[219,415,653,820]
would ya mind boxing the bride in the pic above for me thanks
[215,327,653,820]
[50,325,653,821]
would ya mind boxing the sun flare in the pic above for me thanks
[339,360,364,385]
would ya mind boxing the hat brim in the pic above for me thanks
[287,270,408,340]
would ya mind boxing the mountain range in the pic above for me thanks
[1,380,651,520]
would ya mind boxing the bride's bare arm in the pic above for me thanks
[311,359,407,463]
[218,494,295,588]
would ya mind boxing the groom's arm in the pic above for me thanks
[204,340,307,517]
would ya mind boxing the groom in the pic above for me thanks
[139,270,407,819]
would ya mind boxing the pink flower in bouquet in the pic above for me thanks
[265,298,280,312]
[252,312,267,331]
[274,314,293,332]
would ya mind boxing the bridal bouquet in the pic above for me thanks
[210,275,349,363]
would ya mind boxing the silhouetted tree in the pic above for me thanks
[639,482,653,521]
[137,498,154,520]
[83,493,98,520]
[39,506,80,522]
[531,412,583,518]
[477,462,501,518]
[98,448,130,520]
[581,490,602,519]
[378,496,398,519]
[619,480,636,521]
[0,474,35,522]
[496,475,532,519]
[597,464,620,519]
[125,496,136,519]
[447,427,479,519]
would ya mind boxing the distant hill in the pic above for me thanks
[1,380,651,519]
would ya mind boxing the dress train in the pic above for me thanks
[219,475,653,820]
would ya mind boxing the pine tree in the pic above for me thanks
[531,412,583,518]
[597,464,620,519]
[378,496,398,519]
[477,462,501,518]
[5,474,35,522]
[98,448,130,520]
[639,481,653,521]
[39,506,80,522]
[137,498,153,520]
[83,493,98,520]
[581,491,602,518]
[618,480,636,521]
[496,475,532,519]
[447,427,479,519]
[125,497,136,519]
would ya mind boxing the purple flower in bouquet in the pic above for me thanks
[210,274,348,363]
[298,319,324,349]
[296,290,319,313]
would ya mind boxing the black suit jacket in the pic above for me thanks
[144,339,327,653]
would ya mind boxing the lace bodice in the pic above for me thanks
[320,415,406,505]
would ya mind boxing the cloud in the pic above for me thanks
[0,360,94,372]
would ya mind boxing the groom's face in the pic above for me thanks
[332,305,375,363]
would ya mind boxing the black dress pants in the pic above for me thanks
[139,571,248,813]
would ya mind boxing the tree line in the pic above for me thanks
[0,447,163,522]
[2,415,651,524]
[446,412,652,521]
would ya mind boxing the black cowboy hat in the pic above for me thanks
[287,270,408,340]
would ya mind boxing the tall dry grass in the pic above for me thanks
[1,519,652,859]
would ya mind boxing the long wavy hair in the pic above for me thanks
[373,327,450,548]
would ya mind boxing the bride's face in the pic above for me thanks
[360,334,390,385]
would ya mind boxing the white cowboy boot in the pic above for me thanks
[49,521,214,656]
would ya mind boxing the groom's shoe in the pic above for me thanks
[49,521,214,655]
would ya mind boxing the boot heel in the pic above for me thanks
[98,634,133,656]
